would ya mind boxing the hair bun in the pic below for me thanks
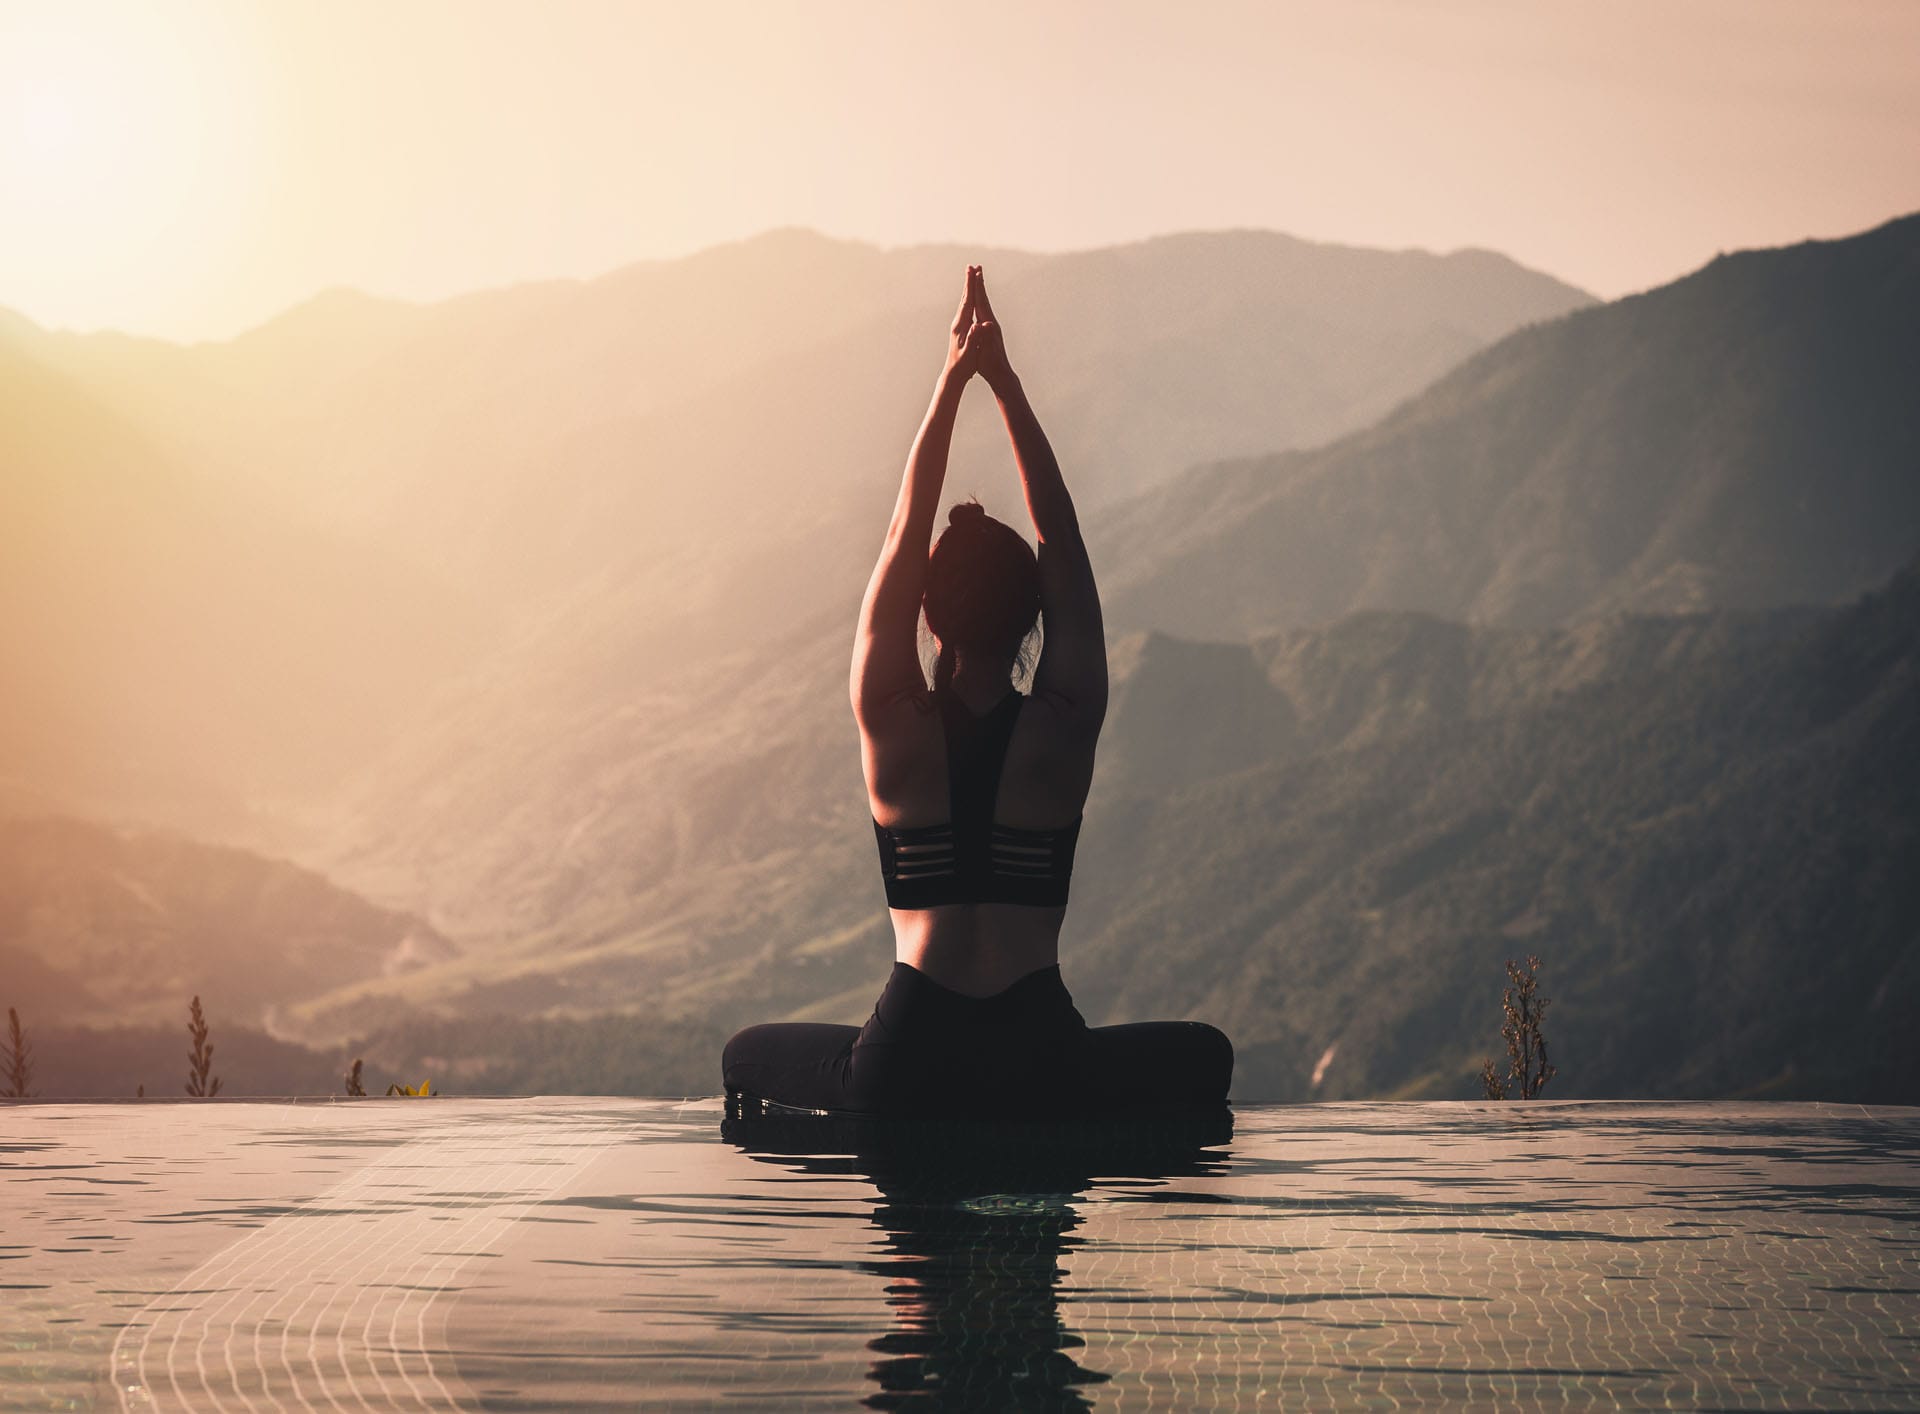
[948,500,987,527]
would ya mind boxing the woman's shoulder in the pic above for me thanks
[1001,685,1099,819]
[859,681,946,821]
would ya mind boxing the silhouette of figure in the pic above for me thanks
[722,1106,1234,1409]
[723,266,1232,1117]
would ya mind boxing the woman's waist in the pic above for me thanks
[889,902,1064,999]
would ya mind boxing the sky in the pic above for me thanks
[3,0,1917,342]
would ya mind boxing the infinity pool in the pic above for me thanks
[3,1099,1916,1410]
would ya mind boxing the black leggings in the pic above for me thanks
[722,962,1233,1118]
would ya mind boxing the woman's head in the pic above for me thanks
[924,500,1040,690]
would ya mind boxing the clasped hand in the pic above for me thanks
[945,264,1014,392]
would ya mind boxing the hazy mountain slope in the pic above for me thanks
[13,228,1589,590]
[12,217,1911,1109]
[0,816,454,1031]
[1100,213,1920,639]
[8,231,1037,526]
[1069,565,1920,1104]
[295,552,1820,969]
[46,556,1907,1106]
[210,221,1920,1113]
[0,340,486,840]
[931,231,1592,507]
[1101,604,1818,796]
[276,623,876,1021]
[3,227,1588,854]
[276,580,1844,1045]
[335,206,1883,943]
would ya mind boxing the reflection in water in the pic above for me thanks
[723,1105,1233,1410]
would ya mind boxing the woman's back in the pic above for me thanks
[869,676,1098,995]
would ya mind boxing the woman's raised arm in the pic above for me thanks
[850,266,987,724]
[971,274,1108,732]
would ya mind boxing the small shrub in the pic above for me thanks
[185,995,222,1098]
[1479,1056,1505,1101]
[3,1008,33,1099]
[345,1058,366,1097]
[1481,955,1556,1100]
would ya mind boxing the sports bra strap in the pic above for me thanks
[874,687,1079,908]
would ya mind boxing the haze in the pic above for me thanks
[3,0,1917,341]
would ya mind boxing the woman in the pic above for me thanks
[723,266,1233,1117]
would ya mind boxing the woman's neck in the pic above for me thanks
[946,657,1016,715]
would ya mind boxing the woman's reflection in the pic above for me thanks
[723,1104,1232,1410]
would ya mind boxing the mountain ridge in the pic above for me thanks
[1099,211,1920,638]
[1,224,1591,350]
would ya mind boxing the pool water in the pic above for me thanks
[3,1098,1916,1410]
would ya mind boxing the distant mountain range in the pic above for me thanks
[4,216,1915,1103]
[0,816,452,1030]
[1,226,1588,846]
[0,334,485,841]
[291,217,1919,996]
[1099,213,1920,637]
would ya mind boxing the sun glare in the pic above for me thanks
[5,25,148,211]
[0,5,260,333]
[12,74,133,207]
[19,81,81,163]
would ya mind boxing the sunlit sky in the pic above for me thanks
[3,0,1917,343]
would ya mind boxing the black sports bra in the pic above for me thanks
[873,688,1082,909]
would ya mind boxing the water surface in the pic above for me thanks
[3,1098,1916,1409]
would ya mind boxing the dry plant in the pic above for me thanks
[345,1058,366,1097]
[386,1078,434,1097]
[1481,955,1556,1100]
[185,995,222,1098]
[3,1007,33,1099]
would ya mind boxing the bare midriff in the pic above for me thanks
[890,902,1067,998]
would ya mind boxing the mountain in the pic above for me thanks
[277,562,1916,1104]
[1072,565,1920,1103]
[0,340,487,842]
[281,218,1917,980]
[8,216,1914,1106]
[2,226,1588,851]
[1099,213,1920,638]
[0,816,455,1030]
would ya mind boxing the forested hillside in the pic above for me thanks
[1074,571,1919,1102]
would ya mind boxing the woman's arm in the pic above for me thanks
[972,277,1108,730]
[850,267,985,724]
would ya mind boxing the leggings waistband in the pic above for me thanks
[878,961,1075,1026]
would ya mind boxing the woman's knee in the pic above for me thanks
[1082,1019,1234,1101]
[1189,1022,1234,1096]
[723,1022,863,1103]
[1150,1021,1234,1099]
[721,1024,774,1085]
